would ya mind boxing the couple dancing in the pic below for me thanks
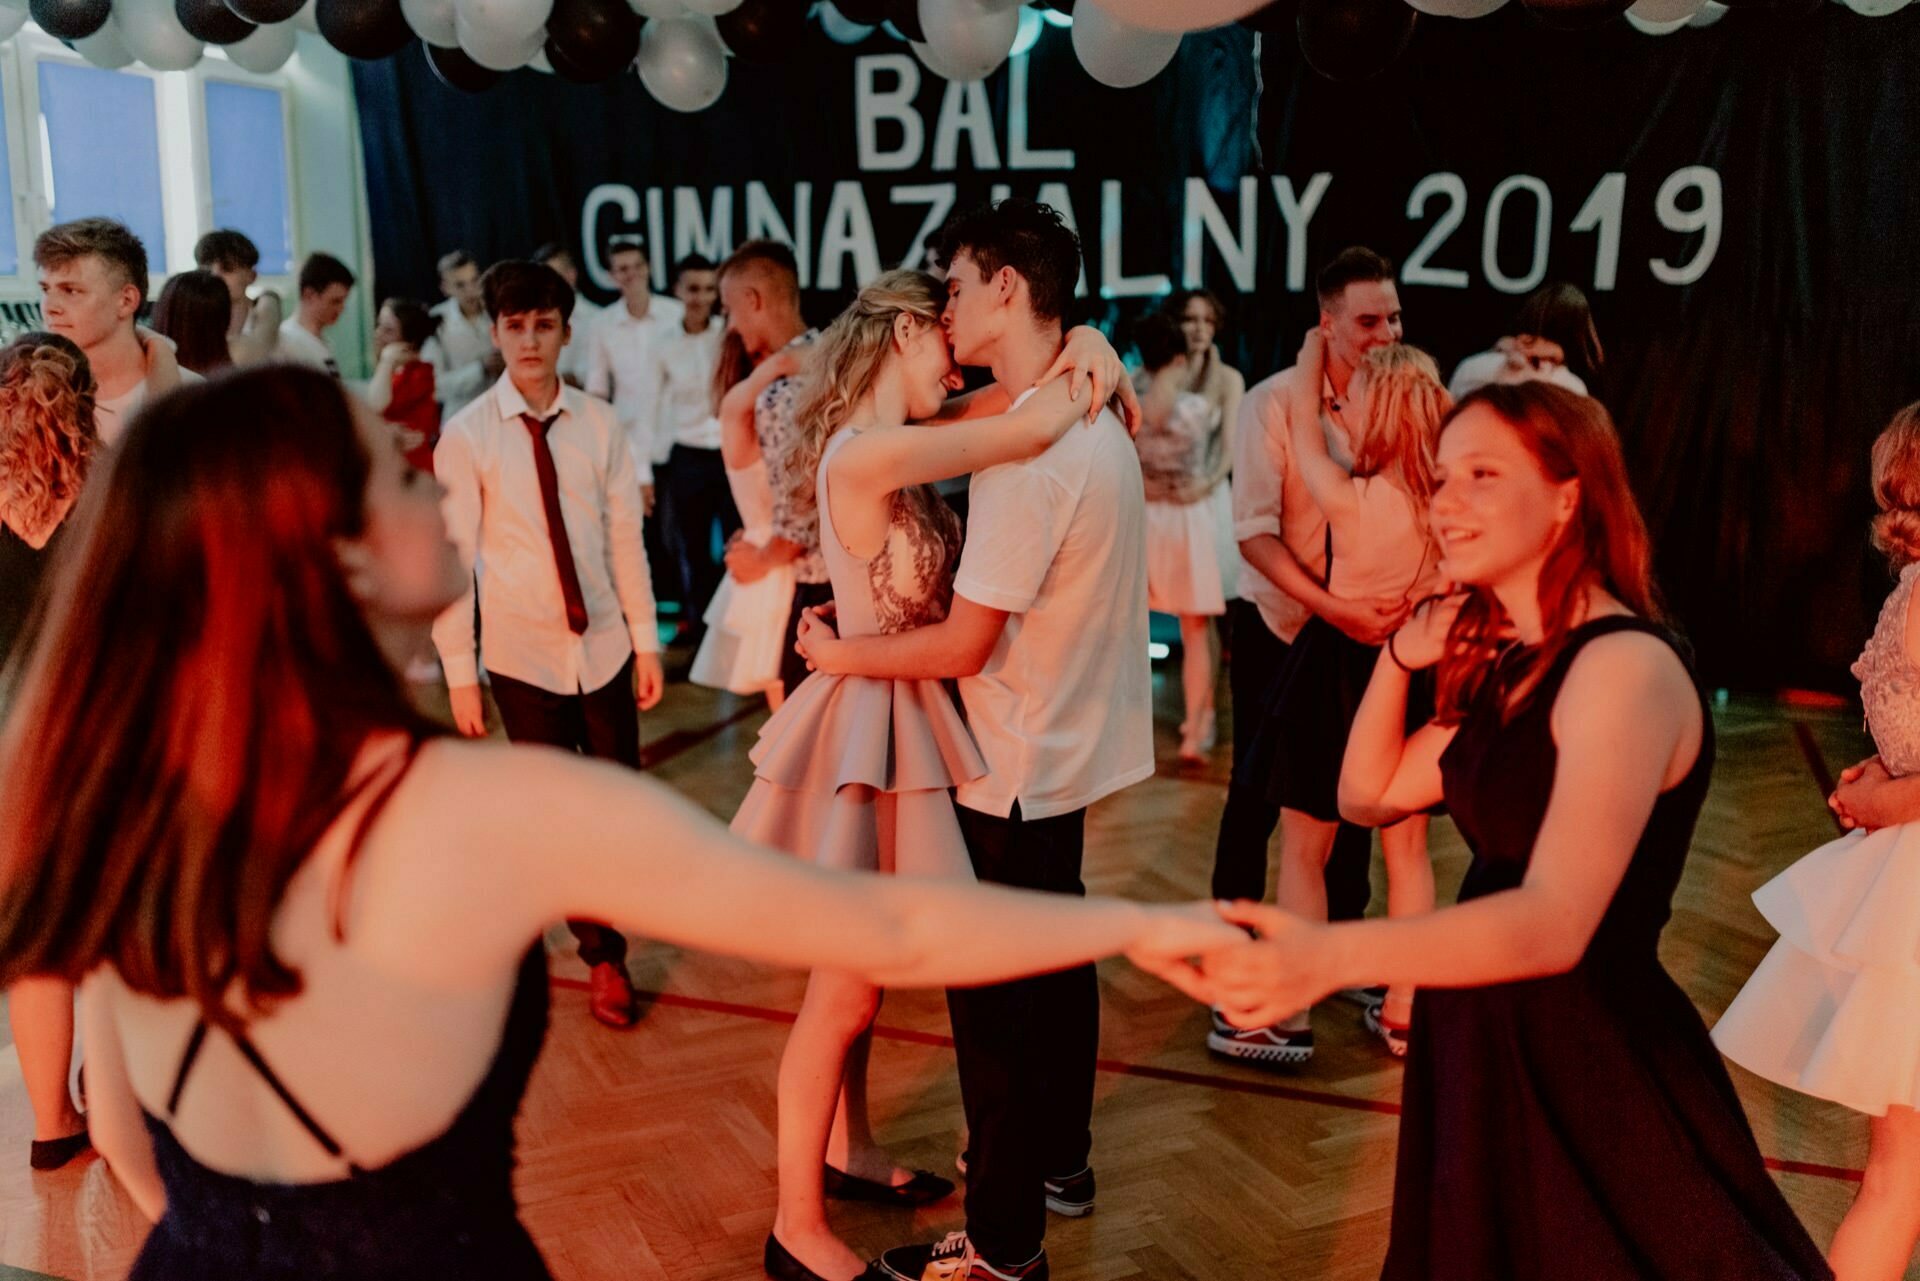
[732,199,1154,1281]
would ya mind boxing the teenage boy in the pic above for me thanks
[431,260,665,1029]
[534,241,603,387]
[423,249,499,416]
[194,227,282,364]
[278,252,355,377]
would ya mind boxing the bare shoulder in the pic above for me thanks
[1555,626,1699,743]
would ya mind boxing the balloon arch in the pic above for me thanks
[9,0,1913,99]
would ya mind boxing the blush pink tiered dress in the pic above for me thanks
[730,428,983,879]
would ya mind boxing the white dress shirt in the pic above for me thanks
[648,321,725,452]
[585,294,685,481]
[276,319,337,375]
[431,373,661,697]
[423,300,495,416]
[559,295,603,387]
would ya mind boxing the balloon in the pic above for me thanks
[636,13,726,108]
[1624,0,1699,16]
[177,0,255,41]
[916,0,1017,77]
[402,0,459,41]
[1069,0,1178,86]
[1406,0,1508,16]
[227,17,295,65]
[456,0,552,41]
[886,0,923,37]
[0,3,26,38]
[1841,0,1909,14]
[681,0,742,12]
[1624,6,1688,26]
[833,0,887,16]
[426,38,502,85]
[1687,0,1725,18]
[628,0,683,15]
[455,6,544,63]
[714,0,807,61]
[818,0,875,39]
[318,0,413,53]
[72,12,133,59]
[119,0,207,67]
[226,0,303,19]
[545,0,640,78]
[1078,0,1264,31]
[1296,0,1413,78]
[1518,0,1630,28]
[29,0,110,39]
[288,0,317,28]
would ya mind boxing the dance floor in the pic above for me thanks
[0,652,1907,1281]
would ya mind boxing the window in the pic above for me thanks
[36,62,167,272]
[204,80,290,275]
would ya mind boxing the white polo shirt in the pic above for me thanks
[953,392,1153,821]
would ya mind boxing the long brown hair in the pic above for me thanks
[1434,382,1662,723]
[0,332,96,545]
[0,367,440,1026]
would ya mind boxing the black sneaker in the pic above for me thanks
[1336,984,1387,1009]
[952,1152,1094,1217]
[876,1232,1048,1280]
[1205,1008,1314,1067]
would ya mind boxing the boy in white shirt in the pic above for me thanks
[277,252,354,377]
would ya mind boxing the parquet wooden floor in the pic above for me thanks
[1,650,1910,1280]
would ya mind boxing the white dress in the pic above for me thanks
[1713,562,1920,1116]
[1137,392,1238,617]
[688,458,797,695]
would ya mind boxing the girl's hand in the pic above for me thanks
[1123,901,1248,1004]
[1022,377,1098,448]
[1042,325,1141,433]
[1387,592,1469,672]
[794,605,844,674]
[1297,326,1328,373]
[1204,901,1339,1029]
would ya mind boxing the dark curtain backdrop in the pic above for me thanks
[353,7,1920,692]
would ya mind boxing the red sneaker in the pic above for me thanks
[588,962,637,1028]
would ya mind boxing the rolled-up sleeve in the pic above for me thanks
[1232,374,1290,544]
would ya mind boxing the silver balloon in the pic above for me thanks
[818,1,874,41]
[1405,0,1509,16]
[1626,0,1702,20]
[1686,0,1726,23]
[456,6,545,66]
[1078,0,1263,29]
[73,12,134,62]
[528,45,553,69]
[916,0,1017,79]
[456,0,552,41]
[1842,0,1910,16]
[680,0,741,13]
[0,3,26,40]
[1070,0,1178,88]
[289,0,317,30]
[1624,7,1689,29]
[637,14,726,110]
[227,19,296,69]
[402,0,459,43]
[119,0,206,69]
[628,0,684,17]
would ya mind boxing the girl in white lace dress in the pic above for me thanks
[1714,405,1920,1281]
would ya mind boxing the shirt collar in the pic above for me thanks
[492,372,573,423]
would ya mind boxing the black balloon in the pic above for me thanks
[884,0,923,40]
[1517,0,1632,28]
[1238,0,1294,33]
[426,41,501,91]
[316,0,412,58]
[717,0,810,64]
[178,0,257,43]
[29,0,110,40]
[1039,0,1072,12]
[1296,0,1414,82]
[226,0,306,19]
[545,0,640,81]
[833,0,889,20]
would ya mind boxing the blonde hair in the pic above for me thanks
[1871,402,1920,569]
[784,269,943,518]
[1350,343,1449,506]
[0,333,97,545]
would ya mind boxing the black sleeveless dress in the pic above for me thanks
[1384,617,1831,1281]
[128,751,555,1281]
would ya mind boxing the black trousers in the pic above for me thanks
[947,803,1096,1266]
[780,579,835,698]
[489,657,638,968]
[1213,599,1373,921]
[644,457,683,623]
[662,444,741,632]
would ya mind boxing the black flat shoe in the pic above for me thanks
[29,1130,90,1171]
[763,1233,888,1281]
[822,1164,955,1207]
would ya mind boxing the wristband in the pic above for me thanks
[1386,632,1415,674]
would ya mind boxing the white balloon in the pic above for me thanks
[1405,0,1509,16]
[0,4,25,40]
[681,0,742,13]
[457,7,545,66]
[629,0,685,17]
[917,0,1017,79]
[1687,0,1727,22]
[1070,1,1178,87]
[1842,0,1910,16]
[1626,0,1703,20]
[402,0,460,44]
[227,19,296,70]
[289,0,318,30]
[118,0,206,70]
[1625,8,1690,29]
[636,14,727,110]
[1073,0,1261,31]
[818,1,874,41]
[456,0,553,42]
[73,14,134,64]
[528,45,554,69]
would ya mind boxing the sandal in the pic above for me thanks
[29,1129,91,1171]
[1363,1002,1411,1058]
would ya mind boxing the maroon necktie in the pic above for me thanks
[521,412,589,636]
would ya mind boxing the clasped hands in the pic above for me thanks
[1121,900,1339,1029]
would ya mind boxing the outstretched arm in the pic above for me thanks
[834,378,1092,496]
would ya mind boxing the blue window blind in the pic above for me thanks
[38,62,166,273]
[204,81,291,275]
[0,83,18,276]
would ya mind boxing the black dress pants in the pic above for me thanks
[780,580,835,699]
[663,444,741,632]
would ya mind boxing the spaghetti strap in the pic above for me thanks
[165,1022,209,1117]
[224,1031,353,1165]
[329,737,426,942]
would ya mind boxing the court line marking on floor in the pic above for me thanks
[1790,720,1846,836]
[548,976,1863,1184]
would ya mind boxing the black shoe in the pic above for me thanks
[877,1233,1048,1280]
[1206,1007,1314,1068]
[952,1152,1093,1217]
[823,1164,955,1206]
[29,1130,90,1171]
[764,1233,889,1281]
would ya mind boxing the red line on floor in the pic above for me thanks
[550,976,1862,1181]
[1790,721,1845,836]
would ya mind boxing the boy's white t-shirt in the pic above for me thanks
[953,392,1153,821]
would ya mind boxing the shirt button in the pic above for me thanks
[253,1204,272,1225]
